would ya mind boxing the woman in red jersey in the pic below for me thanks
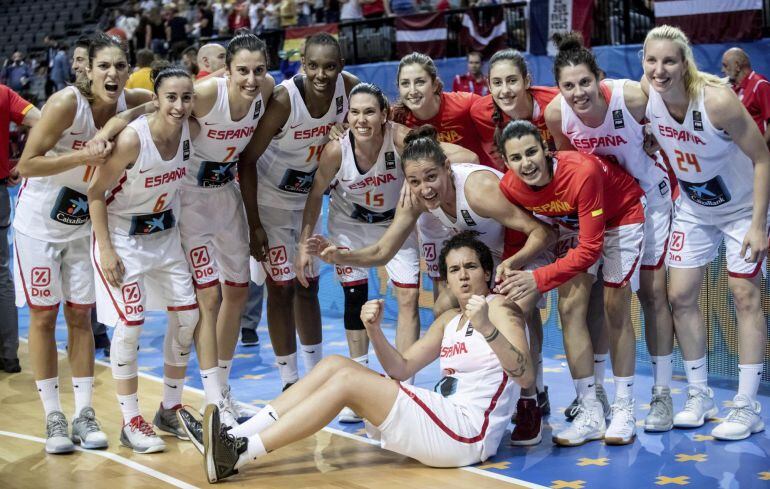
[497,120,645,448]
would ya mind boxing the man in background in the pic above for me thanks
[196,43,226,79]
[452,51,488,96]
[722,47,770,146]
[1,52,33,98]
[126,49,155,91]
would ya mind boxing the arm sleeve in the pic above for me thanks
[531,169,606,293]
[6,86,33,124]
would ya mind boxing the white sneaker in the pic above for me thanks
[45,411,75,454]
[644,386,674,432]
[673,386,717,428]
[711,394,765,441]
[71,407,109,449]
[553,398,606,447]
[120,415,166,454]
[217,398,239,428]
[222,385,244,420]
[338,407,363,423]
[605,397,636,445]
[596,384,612,419]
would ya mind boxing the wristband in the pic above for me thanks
[483,328,499,343]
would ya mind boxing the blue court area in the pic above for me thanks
[17,273,770,489]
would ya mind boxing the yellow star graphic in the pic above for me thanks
[672,375,687,381]
[551,480,586,489]
[233,353,255,359]
[577,457,610,466]
[250,399,271,405]
[710,418,725,424]
[675,454,707,462]
[670,388,682,395]
[543,367,564,373]
[327,341,349,347]
[478,461,511,470]
[554,354,567,359]
[655,476,690,485]
[692,434,714,442]
[639,403,652,410]
[138,365,156,371]
[354,428,368,436]
[758,472,770,481]
[241,374,266,380]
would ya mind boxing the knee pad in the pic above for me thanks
[164,313,192,367]
[343,284,368,331]
[113,321,141,365]
[174,306,199,349]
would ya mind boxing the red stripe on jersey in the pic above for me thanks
[223,280,249,288]
[91,235,135,325]
[641,236,668,271]
[168,303,199,312]
[14,236,59,310]
[65,301,95,310]
[105,173,128,205]
[391,280,419,289]
[194,279,219,290]
[339,278,368,287]
[604,252,641,288]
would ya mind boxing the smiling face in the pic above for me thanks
[404,157,452,210]
[398,63,439,113]
[86,46,129,104]
[445,246,491,301]
[503,133,551,187]
[489,59,530,116]
[154,75,194,126]
[557,63,601,117]
[227,48,267,100]
[302,44,342,97]
[71,46,89,77]
[347,92,387,142]
[643,39,687,95]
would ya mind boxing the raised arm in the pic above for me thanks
[392,122,480,164]
[544,95,575,151]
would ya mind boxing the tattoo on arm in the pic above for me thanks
[503,344,527,379]
[483,328,500,342]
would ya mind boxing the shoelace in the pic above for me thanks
[78,409,102,434]
[610,402,635,432]
[573,405,599,432]
[725,405,756,425]
[131,417,156,437]
[648,395,671,418]
[683,391,706,413]
[223,387,242,418]
[220,424,245,454]
[48,415,68,437]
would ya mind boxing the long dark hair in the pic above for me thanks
[552,31,601,83]
[402,125,447,168]
[74,32,127,103]
[488,49,530,144]
[226,30,269,68]
[391,52,444,124]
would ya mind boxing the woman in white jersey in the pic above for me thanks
[186,232,533,483]
[296,84,480,422]
[87,67,201,454]
[642,25,770,441]
[176,32,275,421]
[15,33,152,455]
[237,32,360,390]
[544,32,676,433]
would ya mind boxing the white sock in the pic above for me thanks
[353,354,368,366]
[737,363,763,404]
[201,367,223,404]
[72,376,94,418]
[300,343,323,372]
[275,353,299,386]
[574,376,597,401]
[162,376,185,409]
[36,377,61,417]
[231,404,278,438]
[614,375,634,401]
[650,354,673,388]
[593,354,608,385]
[535,352,544,392]
[683,356,708,391]
[117,393,141,424]
[235,432,267,469]
[218,359,233,386]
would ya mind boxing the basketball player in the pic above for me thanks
[189,232,533,482]
[296,84,479,421]
[87,67,200,453]
[178,32,275,423]
[237,33,359,390]
[497,120,646,446]
[642,25,769,441]
[544,32,675,433]
[15,33,152,454]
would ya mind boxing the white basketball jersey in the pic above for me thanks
[428,164,504,261]
[14,87,127,242]
[105,115,191,236]
[186,77,264,191]
[647,86,754,217]
[562,79,666,195]
[437,296,517,460]
[329,122,402,223]
[257,74,348,210]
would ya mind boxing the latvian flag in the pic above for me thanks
[395,13,447,59]
[654,0,763,44]
[528,0,594,56]
[459,7,507,58]
[283,23,339,61]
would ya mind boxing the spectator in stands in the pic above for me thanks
[453,51,489,96]
[126,49,155,91]
[28,65,48,107]
[0,83,40,374]
[1,52,33,97]
[722,47,770,145]
[197,1,215,37]
[229,1,252,31]
[360,0,391,18]
[263,0,282,29]
[279,0,298,27]
[116,8,141,51]
[249,0,263,30]
[71,37,91,80]
[49,42,71,91]
[212,0,231,34]
[181,46,199,75]
[146,7,168,54]
[196,43,226,79]
[339,0,362,21]
[390,0,415,16]
[167,4,192,60]
[297,0,312,25]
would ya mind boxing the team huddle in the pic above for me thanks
[14,23,769,484]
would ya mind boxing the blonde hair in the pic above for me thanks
[643,25,723,100]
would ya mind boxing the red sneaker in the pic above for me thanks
[510,398,542,446]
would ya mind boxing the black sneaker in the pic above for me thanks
[565,396,580,422]
[2,357,21,373]
[537,386,551,416]
[177,407,204,454]
[241,328,259,347]
[204,404,248,483]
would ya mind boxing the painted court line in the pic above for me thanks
[26,337,548,488]
[0,430,200,489]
